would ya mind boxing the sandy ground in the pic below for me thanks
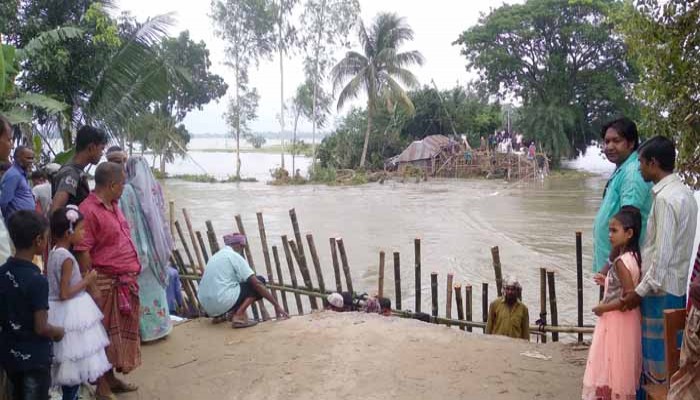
[117,312,588,400]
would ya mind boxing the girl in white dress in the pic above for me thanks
[47,206,111,400]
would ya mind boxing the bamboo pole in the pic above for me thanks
[393,252,401,311]
[465,285,473,332]
[547,270,559,342]
[289,239,319,310]
[454,284,465,331]
[491,246,503,297]
[174,221,196,271]
[576,231,584,343]
[272,246,289,315]
[288,208,310,285]
[257,212,279,318]
[169,200,175,236]
[306,234,326,294]
[172,250,199,315]
[446,273,454,323]
[431,272,438,318]
[182,208,204,273]
[234,214,268,321]
[205,220,220,253]
[482,282,488,332]
[336,238,354,294]
[414,238,421,313]
[539,267,548,344]
[330,238,342,292]
[282,235,304,315]
[195,231,209,263]
[378,251,385,298]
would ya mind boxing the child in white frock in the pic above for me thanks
[47,206,111,400]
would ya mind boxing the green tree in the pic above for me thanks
[212,0,276,177]
[618,0,700,182]
[287,80,330,171]
[454,0,637,162]
[272,0,298,167]
[331,12,424,169]
[300,0,360,169]
[131,110,190,174]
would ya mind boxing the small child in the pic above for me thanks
[0,210,64,399]
[47,206,111,400]
[582,209,643,400]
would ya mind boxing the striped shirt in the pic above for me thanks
[637,174,698,297]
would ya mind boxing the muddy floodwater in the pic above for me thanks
[162,168,609,330]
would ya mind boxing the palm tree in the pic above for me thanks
[331,12,424,169]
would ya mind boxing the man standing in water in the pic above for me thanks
[592,118,652,276]
[51,125,108,212]
[485,277,529,340]
[621,136,698,395]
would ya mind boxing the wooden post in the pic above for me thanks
[234,214,268,321]
[431,272,438,319]
[454,284,465,331]
[289,239,319,310]
[257,212,279,317]
[281,236,304,315]
[482,282,488,332]
[205,220,220,253]
[306,234,326,294]
[288,208,310,286]
[272,246,289,315]
[169,200,175,236]
[576,232,584,342]
[414,238,421,313]
[336,238,354,294]
[465,285,473,332]
[539,267,548,344]
[174,221,196,273]
[182,208,204,273]
[547,270,559,342]
[378,251,385,298]
[195,231,209,263]
[330,238,342,292]
[172,250,199,314]
[393,252,401,310]
[491,246,503,297]
[446,273,454,323]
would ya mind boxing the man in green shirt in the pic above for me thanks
[592,118,652,274]
[486,277,529,340]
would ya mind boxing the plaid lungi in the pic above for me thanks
[668,306,700,400]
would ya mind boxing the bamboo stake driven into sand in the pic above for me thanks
[482,283,488,333]
[234,214,269,321]
[288,209,311,287]
[547,270,559,342]
[289,239,319,310]
[539,267,548,344]
[414,238,421,313]
[446,273,454,324]
[169,200,175,236]
[174,221,196,271]
[183,209,204,273]
[378,251,385,298]
[454,284,465,331]
[195,231,209,263]
[172,250,199,315]
[491,246,503,297]
[465,285,473,332]
[272,246,289,315]
[306,234,326,294]
[257,212,279,318]
[205,220,220,253]
[431,272,438,319]
[282,235,304,315]
[576,231,584,343]
[330,238,342,293]
[393,252,402,311]
[336,238,354,294]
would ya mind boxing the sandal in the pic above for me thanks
[232,320,258,329]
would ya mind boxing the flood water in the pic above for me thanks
[162,144,613,330]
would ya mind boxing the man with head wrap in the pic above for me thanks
[485,276,530,340]
[198,233,288,328]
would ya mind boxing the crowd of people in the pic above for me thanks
[0,119,182,400]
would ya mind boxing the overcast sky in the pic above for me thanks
[115,0,521,135]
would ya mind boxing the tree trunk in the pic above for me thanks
[360,100,373,169]
[235,58,242,179]
[292,110,300,174]
[278,17,286,170]
[160,155,166,175]
[310,0,327,173]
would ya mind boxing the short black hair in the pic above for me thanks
[638,136,675,172]
[50,207,84,238]
[7,210,48,250]
[94,161,124,187]
[106,145,123,154]
[0,115,10,139]
[30,170,47,181]
[13,145,31,159]
[75,125,108,152]
[601,117,639,150]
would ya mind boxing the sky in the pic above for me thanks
[115,0,521,136]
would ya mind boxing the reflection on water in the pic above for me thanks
[163,172,608,328]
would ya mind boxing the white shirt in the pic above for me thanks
[637,173,699,297]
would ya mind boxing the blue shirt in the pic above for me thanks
[198,247,255,317]
[0,164,36,222]
[0,257,52,372]
[592,151,652,272]
[166,265,184,314]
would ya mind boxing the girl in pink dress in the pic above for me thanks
[582,209,643,400]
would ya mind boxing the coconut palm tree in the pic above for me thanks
[331,12,424,169]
